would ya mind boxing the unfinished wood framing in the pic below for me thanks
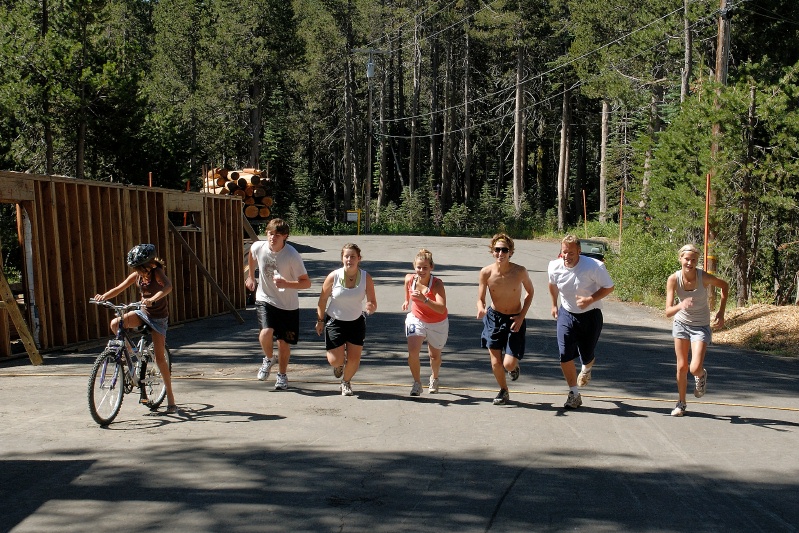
[0,171,245,354]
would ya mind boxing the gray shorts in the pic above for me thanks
[672,320,711,344]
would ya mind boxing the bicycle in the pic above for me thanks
[87,299,172,425]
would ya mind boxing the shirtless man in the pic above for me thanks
[476,233,534,405]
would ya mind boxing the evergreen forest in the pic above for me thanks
[1,0,799,306]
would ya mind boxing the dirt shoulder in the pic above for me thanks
[714,304,799,357]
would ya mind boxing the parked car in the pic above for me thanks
[579,238,608,262]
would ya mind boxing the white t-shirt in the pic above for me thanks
[251,240,307,310]
[548,255,614,314]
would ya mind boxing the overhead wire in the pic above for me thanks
[376,0,722,140]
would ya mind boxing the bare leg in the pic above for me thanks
[428,345,442,380]
[560,360,578,387]
[342,343,363,382]
[407,335,424,382]
[151,331,175,406]
[674,338,691,404]
[276,339,291,374]
[490,348,508,390]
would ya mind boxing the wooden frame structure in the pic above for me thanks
[0,171,245,357]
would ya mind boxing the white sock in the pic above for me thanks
[570,386,579,395]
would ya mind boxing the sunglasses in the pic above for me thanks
[493,247,510,254]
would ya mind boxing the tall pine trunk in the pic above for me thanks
[512,45,525,216]
[557,84,571,232]
[599,99,610,223]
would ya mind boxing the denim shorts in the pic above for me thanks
[134,310,168,337]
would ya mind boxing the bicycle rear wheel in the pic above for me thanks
[88,350,125,425]
[141,342,172,410]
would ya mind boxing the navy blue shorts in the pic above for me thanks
[556,307,603,364]
[480,307,526,359]
[325,315,366,350]
[256,301,299,345]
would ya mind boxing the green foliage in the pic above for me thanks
[604,225,677,306]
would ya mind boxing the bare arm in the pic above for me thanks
[476,267,489,319]
[143,268,172,307]
[401,274,414,311]
[705,272,729,328]
[511,270,534,332]
[576,285,614,309]
[245,250,258,292]
[277,273,311,291]
[364,273,378,315]
[664,274,686,318]
[94,271,138,301]
[548,283,559,318]
[314,273,335,336]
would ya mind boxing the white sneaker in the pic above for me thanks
[694,369,707,398]
[257,356,277,381]
[341,380,353,396]
[564,391,582,409]
[577,366,592,387]
[410,381,422,396]
[428,375,439,394]
[671,402,687,417]
[274,372,288,390]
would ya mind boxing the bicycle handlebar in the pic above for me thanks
[89,299,142,313]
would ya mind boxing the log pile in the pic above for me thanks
[204,168,274,221]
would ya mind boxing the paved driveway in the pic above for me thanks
[1,235,797,532]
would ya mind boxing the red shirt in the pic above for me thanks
[407,276,447,323]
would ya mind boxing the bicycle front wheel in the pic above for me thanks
[88,350,125,425]
[141,343,172,410]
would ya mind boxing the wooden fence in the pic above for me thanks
[0,171,245,355]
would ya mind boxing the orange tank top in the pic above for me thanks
[408,275,447,323]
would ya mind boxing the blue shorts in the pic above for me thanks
[256,301,300,344]
[672,320,712,344]
[134,310,168,337]
[556,307,603,364]
[325,315,366,350]
[480,307,526,359]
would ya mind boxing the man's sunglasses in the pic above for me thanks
[493,247,510,254]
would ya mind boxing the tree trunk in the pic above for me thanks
[463,29,472,204]
[557,84,571,232]
[377,61,388,218]
[734,85,756,306]
[681,0,693,103]
[512,45,525,216]
[409,19,421,194]
[441,38,453,210]
[599,99,609,223]
[249,81,262,168]
[343,53,354,210]
[429,36,440,193]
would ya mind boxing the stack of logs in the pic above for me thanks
[204,168,274,220]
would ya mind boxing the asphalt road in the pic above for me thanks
[1,235,797,532]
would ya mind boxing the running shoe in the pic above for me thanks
[257,356,277,381]
[694,369,707,398]
[671,402,687,417]
[333,365,344,378]
[564,391,583,409]
[428,375,440,394]
[274,372,288,390]
[508,364,520,382]
[410,381,423,396]
[493,389,509,405]
[577,366,592,387]
[341,380,353,396]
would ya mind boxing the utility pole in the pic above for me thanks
[706,0,730,308]
[352,48,385,233]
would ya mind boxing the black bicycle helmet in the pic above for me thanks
[126,244,157,268]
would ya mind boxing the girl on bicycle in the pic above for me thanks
[94,244,176,413]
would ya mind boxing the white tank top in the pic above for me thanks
[674,269,710,326]
[326,268,367,321]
